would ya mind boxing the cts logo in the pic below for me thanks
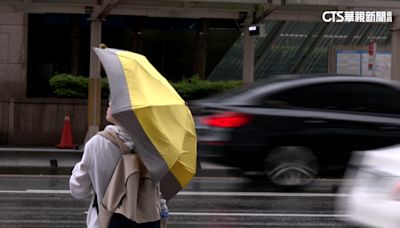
[322,11,344,22]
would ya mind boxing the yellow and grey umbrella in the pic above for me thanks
[94,47,197,200]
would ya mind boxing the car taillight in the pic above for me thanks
[201,112,253,128]
[391,180,400,201]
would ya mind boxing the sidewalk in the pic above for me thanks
[197,160,241,177]
[0,147,240,177]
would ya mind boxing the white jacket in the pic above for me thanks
[69,125,135,228]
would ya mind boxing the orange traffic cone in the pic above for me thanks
[56,113,76,149]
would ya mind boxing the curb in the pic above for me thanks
[0,166,242,177]
[196,168,242,177]
[0,147,241,177]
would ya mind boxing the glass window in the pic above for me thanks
[263,82,400,115]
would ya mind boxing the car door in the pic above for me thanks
[262,80,400,169]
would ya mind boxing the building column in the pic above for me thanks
[193,18,208,79]
[84,20,102,143]
[0,12,27,98]
[70,15,81,75]
[242,25,254,84]
[132,16,144,53]
[391,16,400,81]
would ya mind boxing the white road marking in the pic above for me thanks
[177,191,347,197]
[79,211,350,219]
[170,212,348,218]
[26,189,71,194]
[0,189,349,219]
[0,189,347,197]
[0,190,71,194]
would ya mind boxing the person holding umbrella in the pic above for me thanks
[71,46,197,228]
[93,47,197,201]
[69,101,161,228]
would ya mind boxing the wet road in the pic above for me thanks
[0,175,353,227]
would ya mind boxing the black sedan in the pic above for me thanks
[190,74,400,186]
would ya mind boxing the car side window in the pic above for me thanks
[263,81,400,115]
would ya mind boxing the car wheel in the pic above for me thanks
[264,146,318,186]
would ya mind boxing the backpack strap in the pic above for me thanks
[92,129,132,215]
[93,193,99,214]
[98,129,150,177]
[98,129,131,154]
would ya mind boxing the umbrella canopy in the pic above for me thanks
[94,47,197,200]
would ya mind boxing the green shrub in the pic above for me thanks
[50,74,242,100]
[171,75,242,100]
[49,74,109,98]
[100,78,110,98]
[49,74,88,98]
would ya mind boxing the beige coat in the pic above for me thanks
[97,130,161,228]
[70,125,161,228]
[70,125,134,228]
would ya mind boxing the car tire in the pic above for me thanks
[264,146,318,186]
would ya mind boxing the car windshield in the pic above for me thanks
[205,74,311,102]
[205,85,253,101]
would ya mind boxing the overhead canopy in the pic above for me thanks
[0,0,399,22]
[3,0,399,83]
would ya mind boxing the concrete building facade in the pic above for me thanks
[0,11,27,98]
[1,0,400,99]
